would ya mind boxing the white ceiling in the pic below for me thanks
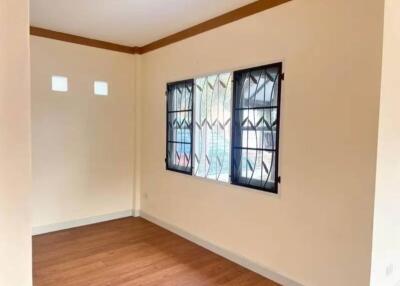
[30,0,256,46]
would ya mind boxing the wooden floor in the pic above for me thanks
[33,217,280,286]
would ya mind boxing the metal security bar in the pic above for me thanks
[231,63,283,193]
[193,73,232,182]
[166,79,194,175]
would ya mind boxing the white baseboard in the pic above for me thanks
[139,211,303,286]
[133,209,140,217]
[32,209,135,235]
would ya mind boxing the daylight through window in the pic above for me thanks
[193,73,232,182]
[166,63,283,193]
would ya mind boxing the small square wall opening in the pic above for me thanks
[94,81,108,96]
[52,76,68,92]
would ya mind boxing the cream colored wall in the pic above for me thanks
[138,0,384,285]
[371,0,400,285]
[0,0,32,285]
[133,54,143,215]
[30,36,135,228]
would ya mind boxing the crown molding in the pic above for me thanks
[138,0,291,54]
[30,26,138,54]
[30,0,291,55]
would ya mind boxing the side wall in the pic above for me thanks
[139,0,384,285]
[0,0,32,285]
[371,0,400,285]
[31,36,136,231]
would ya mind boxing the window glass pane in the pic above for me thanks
[166,80,193,174]
[231,63,282,193]
[168,83,192,111]
[232,149,276,190]
[234,67,280,109]
[167,112,192,143]
[167,142,192,173]
[234,108,277,150]
[193,72,232,182]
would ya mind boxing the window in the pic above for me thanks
[165,63,283,193]
[52,76,68,92]
[193,73,232,182]
[166,79,194,174]
[94,81,108,96]
[231,63,282,193]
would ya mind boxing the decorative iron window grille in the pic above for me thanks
[165,63,283,194]
[166,79,194,175]
[231,63,283,193]
[193,73,232,182]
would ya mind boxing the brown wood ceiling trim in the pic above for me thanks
[30,0,291,55]
[138,0,292,54]
[30,26,138,54]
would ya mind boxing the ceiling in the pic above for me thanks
[30,0,257,46]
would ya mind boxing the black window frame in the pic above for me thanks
[165,79,194,175]
[165,63,283,194]
[230,63,283,194]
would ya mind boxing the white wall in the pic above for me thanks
[0,0,32,285]
[30,36,136,230]
[371,0,400,285]
[138,0,384,285]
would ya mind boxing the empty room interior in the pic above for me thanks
[1,0,400,285]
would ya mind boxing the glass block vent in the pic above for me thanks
[166,79,194,174]
[193,72,232,182]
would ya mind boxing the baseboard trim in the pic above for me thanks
[32,209,135,235]
[133,209,141,217]
[139,211,302,286]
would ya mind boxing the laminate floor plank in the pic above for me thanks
[33,217,280,286]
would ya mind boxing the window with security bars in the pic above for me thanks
[193,73,232,182]
[166,63,283,194]
[166,79,194,174]
[231,63,283,193]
